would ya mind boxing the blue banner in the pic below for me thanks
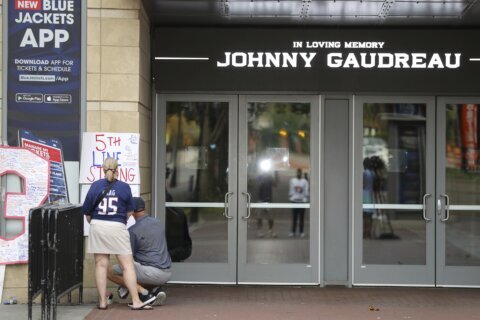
[7,0,81,161]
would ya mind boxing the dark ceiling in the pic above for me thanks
[144,0,480,28]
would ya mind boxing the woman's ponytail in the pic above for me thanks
[102,157,118,182]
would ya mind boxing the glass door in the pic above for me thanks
[157,94,238,283]
[157,94,320,284]
[353,96,436,286]
[237,95,319,284]
[436,97,480,287]
[355,96,480,287]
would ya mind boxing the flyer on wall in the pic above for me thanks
[19,129,69,204]
[79,132,141,235]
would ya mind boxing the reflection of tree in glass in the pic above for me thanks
[248,103,311,156]
[166,102,229,209]
[193,103,229,204]
[445,105,458,144]
[292,103,309,115]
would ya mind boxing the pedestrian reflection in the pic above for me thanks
[256,167,278,238]
[363,157,375,239]
[288,168,309,238]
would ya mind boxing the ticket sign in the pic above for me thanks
[7,0,82,161]
[19,129,69,204]
[79,132,140,184]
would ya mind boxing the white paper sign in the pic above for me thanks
[79,132,141,235]
[79,132,140,184]
[0,147,49,264]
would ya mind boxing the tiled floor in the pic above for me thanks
[84,285,480,320]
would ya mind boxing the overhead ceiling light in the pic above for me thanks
[300,0,312,19]
[378,0,396,19]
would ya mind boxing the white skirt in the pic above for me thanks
[87,219,132,255]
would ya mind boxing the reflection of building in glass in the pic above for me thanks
[446,104,480,172]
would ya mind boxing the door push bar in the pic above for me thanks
[423,193,431,221]
[428,193,450,222]
[223,192,234,219]
[241,192,251,220]
[439,194,450,222]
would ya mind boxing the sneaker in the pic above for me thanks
[288,232,295,238]
[139,292,157,305]
[117,286,129,300]
[150,287,167,306]
[300,233,305,238]
[268,230,277,238]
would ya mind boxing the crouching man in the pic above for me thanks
[107,197,172,305]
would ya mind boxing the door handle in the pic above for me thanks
[439,194,450,222]
[422,193,431,221]
[241,192,251,220]
[223,192,234,219]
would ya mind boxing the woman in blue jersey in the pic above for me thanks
[82,157,154,310]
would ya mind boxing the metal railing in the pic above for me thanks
[28,204,84,320]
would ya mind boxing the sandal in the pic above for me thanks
[128,302,153,310]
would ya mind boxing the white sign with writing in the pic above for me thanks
[79,132,140,184]
[79,132,140,235]
[0,147,49,264]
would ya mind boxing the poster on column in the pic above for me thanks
[79,132,140,235]
[0,147,50,264]
[7,0,82,161]
[19,129,69,204]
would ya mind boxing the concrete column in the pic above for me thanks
[81,0,152,302]
[87,0,152,200]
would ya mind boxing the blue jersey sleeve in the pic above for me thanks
[82,183,99,216]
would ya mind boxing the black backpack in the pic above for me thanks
[166,206,192,262]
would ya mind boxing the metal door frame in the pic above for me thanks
[352,95,436,286]
[436,96,480,288]
[154,93,321,285]
[237,94,320,285]
[154,94,238,283]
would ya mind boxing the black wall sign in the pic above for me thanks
[7,0,82,161]
[154,27,480,93]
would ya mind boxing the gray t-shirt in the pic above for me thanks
[129,215,172,269]
[288,177,309,203]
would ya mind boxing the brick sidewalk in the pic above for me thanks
[84,285,480,320]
